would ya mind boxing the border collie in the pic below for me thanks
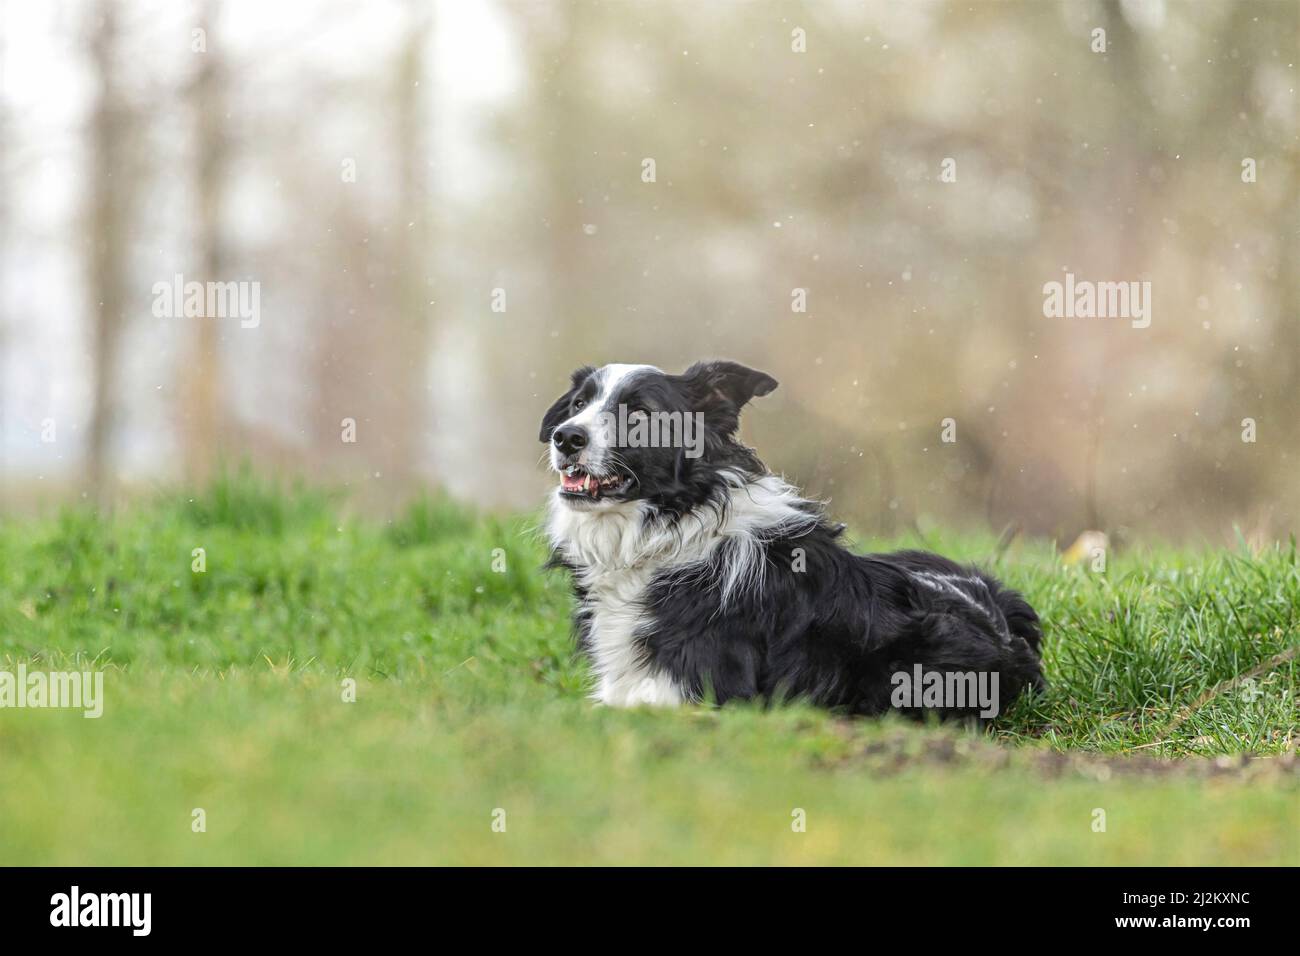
[540,361,1045,720]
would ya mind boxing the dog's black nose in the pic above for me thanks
[553,424,588,455]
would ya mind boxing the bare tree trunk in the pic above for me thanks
[0,25,8,508]
[389,2,433,485]
[86,0,130,508]
[186,0,225,483]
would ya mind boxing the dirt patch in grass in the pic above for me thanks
[816,726,1300,782]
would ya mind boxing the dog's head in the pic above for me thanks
[539,361,777,513]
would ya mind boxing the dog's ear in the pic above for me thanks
[680,360,777,433]
[538,365,596,443]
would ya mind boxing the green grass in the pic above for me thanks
[1,473,1297,865]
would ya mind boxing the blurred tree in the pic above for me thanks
[390,0,433,483]
[0,53,7,507]
[85,0,132,507]
[185,0,227,483]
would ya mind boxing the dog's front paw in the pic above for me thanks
[596,673,684,709]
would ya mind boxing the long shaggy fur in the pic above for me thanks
[540,361,1045,718]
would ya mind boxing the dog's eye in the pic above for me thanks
[573,398,586,411]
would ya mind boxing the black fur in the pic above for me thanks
[542,361,1045,721]
[641,541,1044,719]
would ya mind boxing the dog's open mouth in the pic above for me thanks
[559,465,632,500]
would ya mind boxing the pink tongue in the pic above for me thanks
[561,473,587,493]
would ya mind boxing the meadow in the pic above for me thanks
[1,472,1296,865]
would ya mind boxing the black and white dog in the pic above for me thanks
[540,361,1044,720]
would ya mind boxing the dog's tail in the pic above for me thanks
[991,583,1046,689]
[876,585,1045,722]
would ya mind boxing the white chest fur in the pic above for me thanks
[546,473,817,709]
[585,568,685,708]
[547,500,684,707]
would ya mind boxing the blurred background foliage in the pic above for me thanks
[1,0,1296,543]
